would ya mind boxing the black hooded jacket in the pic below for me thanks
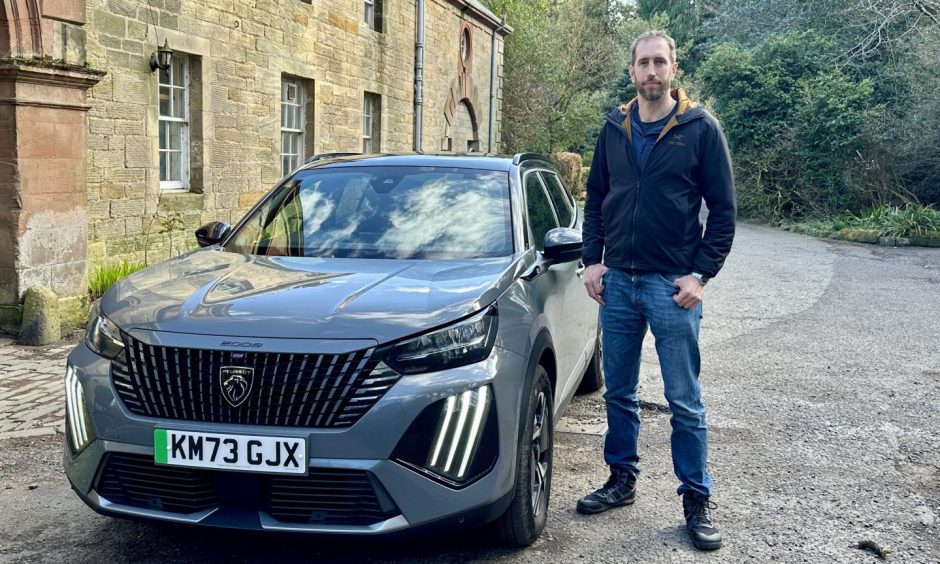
[583,89,736,278]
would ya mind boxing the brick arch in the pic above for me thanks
[0,0,44,57]
[442,74,483,151]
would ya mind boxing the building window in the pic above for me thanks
[159,55,190,190]
[365,0,383,32]
[363,92,381,153]
[281,78,305,176]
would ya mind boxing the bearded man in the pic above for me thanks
[576,29,737,552]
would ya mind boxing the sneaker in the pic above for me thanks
[576,470,637,515]
[682,492,722,550]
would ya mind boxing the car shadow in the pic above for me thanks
[102,518,524,563]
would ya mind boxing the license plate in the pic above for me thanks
[154,429,307,474]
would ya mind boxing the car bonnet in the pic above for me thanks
[99,249,522,344]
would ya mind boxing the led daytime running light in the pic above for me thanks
[427,385,490,480]
[65,365,92,453]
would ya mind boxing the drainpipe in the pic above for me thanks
[414,0,425,152]
[488,15,506,153]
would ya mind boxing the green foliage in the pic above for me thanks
[483,0,628,153]
[88,260,146,300]
[784,204,940,240]
[636,0,698,48]
[849,204,940,238]
[698,31,880,219]
[698,0,940,211]
[791,72,877,212]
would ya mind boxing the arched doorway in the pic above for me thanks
[450,100,480,153]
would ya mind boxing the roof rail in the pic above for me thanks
[304,152,361,164]
[512,152,553,165]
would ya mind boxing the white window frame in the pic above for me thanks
[364,0,376,30]
[280,78,305,176]
[158,55,190,191]
[363,92,380,153]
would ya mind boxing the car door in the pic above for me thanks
[538,171,598,396]
[522,170,579,397]
[540,171,598,367]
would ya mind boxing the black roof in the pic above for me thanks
[299,153,554,173]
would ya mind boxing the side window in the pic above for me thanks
[539,172,574,227]
[524,173,558,251]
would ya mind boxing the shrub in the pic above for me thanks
[550,152,583,197]
[699,31,880,220]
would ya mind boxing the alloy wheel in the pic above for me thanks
[529,390,550,515]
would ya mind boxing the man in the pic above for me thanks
[576,30,736,552]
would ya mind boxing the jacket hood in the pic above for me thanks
[606,88,705,141]
[99,249,521,344]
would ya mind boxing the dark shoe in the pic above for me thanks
[576,471,637,515]
[682,492,722,550]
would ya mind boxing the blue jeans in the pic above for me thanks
[600,268,712,497]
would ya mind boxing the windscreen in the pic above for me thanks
[226,166,513,259]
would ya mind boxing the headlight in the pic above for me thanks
[383,306,498,375]
[85,303,125,359]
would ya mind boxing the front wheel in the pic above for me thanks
[495,364,553,546]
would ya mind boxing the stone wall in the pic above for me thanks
[83,0,507,269]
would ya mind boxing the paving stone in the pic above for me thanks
[0,338,78,441]
[0,427,56,440]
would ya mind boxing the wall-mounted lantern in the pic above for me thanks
[149,40,172,73]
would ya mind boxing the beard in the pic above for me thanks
[634,79,668,101]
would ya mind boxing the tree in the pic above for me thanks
[699,0,940,208]
[483,0,627,153]
[698,31,879,218]
[637,0,698,47]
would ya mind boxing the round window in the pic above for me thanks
[460,28,471,63]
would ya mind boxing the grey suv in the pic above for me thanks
[64,154,601,546]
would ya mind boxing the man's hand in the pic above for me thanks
[672,275,704,309]
[584,264,609,305]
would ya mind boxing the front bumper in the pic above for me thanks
[63,339,527,534]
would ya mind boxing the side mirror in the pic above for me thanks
[543,227,582,264]
[195,221,231,247]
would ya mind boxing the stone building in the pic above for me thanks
[0,0,509,336]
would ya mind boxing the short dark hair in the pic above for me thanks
[630,30,677,65]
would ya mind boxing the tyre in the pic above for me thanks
[576,327,603,394]
[495,364,554,546]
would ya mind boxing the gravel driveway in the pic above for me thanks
[1,223,938,563]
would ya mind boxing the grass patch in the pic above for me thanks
[848,203,940,238]
[89,260,147,300]
[782,203,940,241]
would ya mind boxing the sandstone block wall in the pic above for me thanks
[84,0,506,269]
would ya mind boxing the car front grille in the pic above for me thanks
[96,452,217,513]
[95,453,400,526]
[111,333,399,428]
[263,469,398,525]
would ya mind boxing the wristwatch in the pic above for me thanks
[691,272,709,286]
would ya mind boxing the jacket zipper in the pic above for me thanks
[606,115,685,272]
